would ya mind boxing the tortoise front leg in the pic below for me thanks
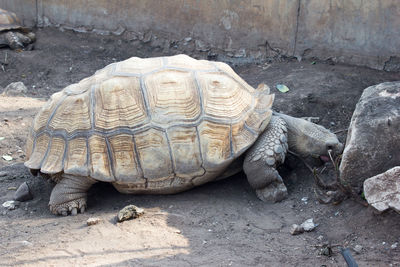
[243,116,289,202]
[49,173,96,216]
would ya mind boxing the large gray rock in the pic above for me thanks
[340,82,400,192]
[364,166,400,213]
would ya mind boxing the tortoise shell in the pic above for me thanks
[25,55,274,193]
[0,8,23,32]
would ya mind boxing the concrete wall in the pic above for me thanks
[1,0,399,70]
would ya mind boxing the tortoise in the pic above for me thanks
[0,8,35,49]
[24,54,343,215]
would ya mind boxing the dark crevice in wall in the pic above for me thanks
[292,0,301,56]
[35,0,38,26]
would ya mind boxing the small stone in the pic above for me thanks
[2,200,20,210]
[290,224,304,235]
[18,240,33,247]
[233,48,246,58]
[184,37,192,42]
[7,187,17,190]
[112,25,125,36]
[207,52,218,60]
[174,229,182,234]
[301,218,317,232]
[353,244,363,254]
[87,217,102,226]
[301,197,308,202]
[195,40,210,52]
[117,205,144,222]
[2,155,13,161]
[317,235,324,241]
[321,246,332,257]
[14,182,33,202]
[391,242,398,249]
[142,31,152,43]
[2,82,28,96]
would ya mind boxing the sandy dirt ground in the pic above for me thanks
[0,28,400,266]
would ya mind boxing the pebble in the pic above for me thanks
[14,182,33,202]
[117,205,144,222]
[2,200,20,210]
[353,244,363,254]
[290,218,317,235]
[2,82,28,96]
[19,240,33,247]
[321,246,332,257]
[87,217,102,226]
[290,224,303,235]
[391,242,398,249]
[2,155,13,161]
[0,171,6,177]
[301,218,317,231]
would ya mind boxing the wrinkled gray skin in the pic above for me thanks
[243,113,343,202]
[0,31,35,49]
[47,112,343,216]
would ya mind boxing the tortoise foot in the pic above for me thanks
[49,197,87,216]
[48,174,96,216]
[314,187,346,205]
[256,182,288,202]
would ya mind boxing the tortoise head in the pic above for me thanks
[277,113,343,162]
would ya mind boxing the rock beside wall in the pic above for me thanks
[340,82,400,192]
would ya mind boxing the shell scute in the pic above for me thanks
[167,126,204,178]
[109,134,144,183]
[197,72,253,122]
[88,135,113,181]
[198,120,232,170]
[41,137,66,174]
[94,76,147,130]
[64,138,89,176]
[145,69,201,124]
[49,93,91,133]
[134,128,173,180]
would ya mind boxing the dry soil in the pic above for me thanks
[0,28,400,266]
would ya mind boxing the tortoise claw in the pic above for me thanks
[71,208,78,216]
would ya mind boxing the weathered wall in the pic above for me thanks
[0,0,399,70]
[296,0,400,70]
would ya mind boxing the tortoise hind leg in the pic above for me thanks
[243,116,289,202]
[49,173,96,216]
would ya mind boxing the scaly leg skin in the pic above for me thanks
[243,115,289,202]
[49,174,96,216]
